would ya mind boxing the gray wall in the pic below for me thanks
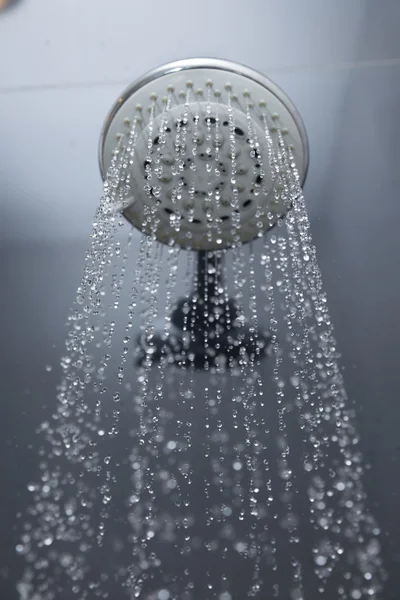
[1,1,400,598]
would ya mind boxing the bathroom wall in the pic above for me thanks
[1,1,400,598]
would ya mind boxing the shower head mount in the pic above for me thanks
[99,58,309,251]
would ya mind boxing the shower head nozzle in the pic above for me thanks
[99,58,309,251]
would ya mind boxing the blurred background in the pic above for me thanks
[0,1,399,598]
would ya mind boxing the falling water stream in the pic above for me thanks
[16,81,385,600]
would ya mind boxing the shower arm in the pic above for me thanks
[137,248,271,368]
[170,250,227,332]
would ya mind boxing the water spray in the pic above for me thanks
[16,59,385,600]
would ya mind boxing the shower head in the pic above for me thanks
[99,58,309,251]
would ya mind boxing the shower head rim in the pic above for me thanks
[98,57,309,186]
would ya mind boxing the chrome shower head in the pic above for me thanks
[99,58,309,251]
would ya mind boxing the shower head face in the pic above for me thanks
[99,59,309,251]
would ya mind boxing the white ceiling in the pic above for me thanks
[0,0,376,243]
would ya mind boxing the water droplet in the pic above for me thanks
[59,553,73,567]
[43,535,53,546]
[290,374,301,388]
